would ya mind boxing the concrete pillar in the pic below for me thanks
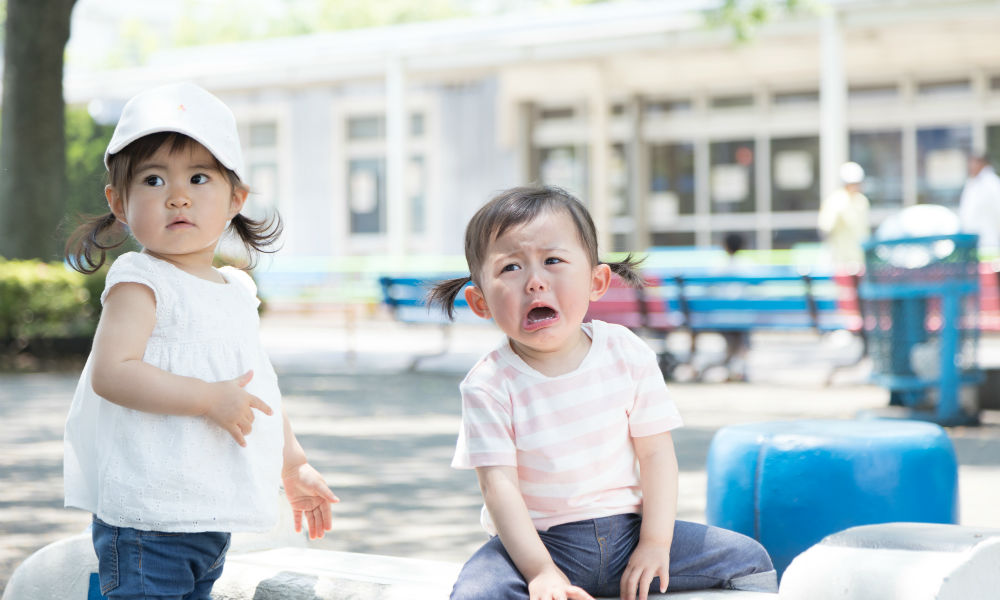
[627,95,649,252]
[588,68,611,252]
[385,56,408,256]
[819,9,848,200]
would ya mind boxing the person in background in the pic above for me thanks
[429,185,777,600]
[818,161,870,273]
[717,233,751,382]
[958,152,1000,253]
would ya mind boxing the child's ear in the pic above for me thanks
[229,185,249,218]
[105,185,126,224]
[590,263,612,302]
[464,285,492,320]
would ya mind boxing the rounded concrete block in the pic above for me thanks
[780,522,1000,599]
[1,531,95,600]
[706,419,958,576]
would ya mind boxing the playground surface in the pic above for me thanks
[2,311,999,593]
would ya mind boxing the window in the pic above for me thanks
[408,155,425,234]
[987,124,1000,167]
[344,111,427,235]
[348,158,384,234]
[538,107,575,122]
[644,99,692,118]
[849,130,904,208]
[348,113,427,141]
[246,163,278,222]
[710,140,755,214]
[610,144,629,218]
[771,136,819,212]
[848,84,899,102]
[710,94,754,110]
[773,90,819,106]
[916,126,972,206]
[347,115,384,141]
[238,119,281,221]
[772,228,819,250]
[537,146,588,197]
[248,122,277,147]
[650,231,695,247]
[917,79,971,98]
[649,142,695,225]
[410,113,425,137]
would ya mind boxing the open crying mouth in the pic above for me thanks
[527,306,557,323]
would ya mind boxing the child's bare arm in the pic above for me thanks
[476,466,594,600]
[621,431,678,600]
[90,282,272,446]
[281,408,338,539]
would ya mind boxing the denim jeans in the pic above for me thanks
[91,516,231,600]
[451,514,777,599]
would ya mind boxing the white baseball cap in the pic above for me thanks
[839,161,865,185]
[104,82,245,181]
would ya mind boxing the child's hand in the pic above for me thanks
[282,462,339,540]
[205,370,273,447]
[528,568,594,600]
[620,540,670,600]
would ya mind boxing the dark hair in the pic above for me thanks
[723,232,744,255]
[65,132,282,274]
[428,185,644,319]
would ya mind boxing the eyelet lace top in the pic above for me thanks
[64,252,283,532]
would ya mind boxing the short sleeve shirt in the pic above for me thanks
[452,320,683,533]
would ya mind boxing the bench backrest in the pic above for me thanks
[585,274,680,332]
[379,276,481,324]
[669,270,855,332]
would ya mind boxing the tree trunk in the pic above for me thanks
[0,0,78,260]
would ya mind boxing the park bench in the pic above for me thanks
[378,275,480,370]
[664,268,862,380]
[583,265,863,381]
[584,273,683,376]
[379,266,864,378]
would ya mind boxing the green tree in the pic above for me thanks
[65,106,115,222]
[0,0,79,260]
[705,0,816,42]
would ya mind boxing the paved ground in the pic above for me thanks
[2,312,999,593]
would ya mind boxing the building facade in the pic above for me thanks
[66,0,1000,260]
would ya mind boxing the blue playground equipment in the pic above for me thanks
[859,233,981,426]
[706,419,959,578]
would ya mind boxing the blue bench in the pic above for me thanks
[583,266,861,380]
[378,275,480,370]
[381,268,862,377]
[667,271,849,334]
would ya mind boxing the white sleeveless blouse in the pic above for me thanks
[64,252,283,532]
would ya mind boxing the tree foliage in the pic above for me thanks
[172,0,467,48]
[65,107,115,222]
[704,0,818,42]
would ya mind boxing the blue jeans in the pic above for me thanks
[451,514,777,599]
[91,516,231,600]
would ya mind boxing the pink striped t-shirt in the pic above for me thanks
[452,319,683,534]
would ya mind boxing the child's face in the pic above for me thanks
[106,140,247,271]
[465,208,610,367]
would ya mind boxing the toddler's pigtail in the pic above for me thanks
[65,212,129,274]
[228,213,283,269]
[603,253,646,288]
[427,276,473,320]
